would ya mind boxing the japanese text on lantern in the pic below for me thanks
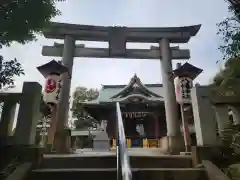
[175,77,193,104]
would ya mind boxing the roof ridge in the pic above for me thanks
[102,84,163,88]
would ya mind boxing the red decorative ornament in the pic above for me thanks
[44,78,57,93]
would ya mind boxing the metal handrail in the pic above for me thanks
[116,102,132,180]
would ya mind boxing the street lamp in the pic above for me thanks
[173,62,203,152]
[37,60,68,104]
[37,60,69,151]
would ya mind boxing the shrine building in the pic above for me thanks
[81,73,197,147]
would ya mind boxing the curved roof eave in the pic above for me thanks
[44,22,201,35]
[43,22,201,43]
[110,78,135,99]
[111,94,164,102]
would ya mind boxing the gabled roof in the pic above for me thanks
[110,74,162,99]
[84,74,164,105]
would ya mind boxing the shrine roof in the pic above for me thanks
[37,60,68,78]
[173,62,203,79]
[83,74,165,105]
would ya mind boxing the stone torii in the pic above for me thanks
[41,22,201,153]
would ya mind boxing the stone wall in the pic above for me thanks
[191,86,240,147]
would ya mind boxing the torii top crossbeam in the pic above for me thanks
[43,22,201,43]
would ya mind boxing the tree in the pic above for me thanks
[0,0,64,47]
[71,87,99,129]
[0,56,24,90]
[227,0,240,19]
[217,0,240,60]
[213,56,240,86]
[0,0,64,90]
[213,1,240,89]
[214,0,240,86]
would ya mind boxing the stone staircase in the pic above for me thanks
[24,154,209,180]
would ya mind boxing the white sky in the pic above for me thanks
[1,0,230,95]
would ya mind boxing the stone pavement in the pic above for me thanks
[44,148,191,158]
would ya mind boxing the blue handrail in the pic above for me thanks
[116,102,132,180]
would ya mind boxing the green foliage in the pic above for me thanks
[214,1,239,88]
[71,87,99,129]
[0,0,64,47]
[74,117,97,130]
[71,87,99,119]
[227,0,240,20]
[213,57,240,87]
[224,163,240,180]
[0,56,24,89]
[217,1,240,60]
[213,69,225,86]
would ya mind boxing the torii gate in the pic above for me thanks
[41,22,201,153]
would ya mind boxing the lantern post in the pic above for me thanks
[37,60,68,151]
[173,62,203,153]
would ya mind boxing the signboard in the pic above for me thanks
[175,77,193,104]
[43,74,62,104]
[122,112,148,119]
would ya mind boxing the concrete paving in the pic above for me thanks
[34,168,205,172]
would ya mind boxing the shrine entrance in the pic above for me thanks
[120,102,164,147]
[122,112,148,147]
[41,22,201,153]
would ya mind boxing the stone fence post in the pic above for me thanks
[0,99,17,145]
[191,86,219,146]
[14,82,42,145]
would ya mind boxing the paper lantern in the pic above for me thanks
[43,74,62,104]
[37,60,68,104]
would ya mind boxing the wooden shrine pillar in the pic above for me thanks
[154,113,160,139]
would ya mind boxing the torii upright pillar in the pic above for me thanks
[159,39,182,152]
[54,36,75,153]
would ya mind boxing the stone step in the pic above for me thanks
[25,168,208,180]
[40,155,193,169]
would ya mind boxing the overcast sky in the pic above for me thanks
[2,0,230,94]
